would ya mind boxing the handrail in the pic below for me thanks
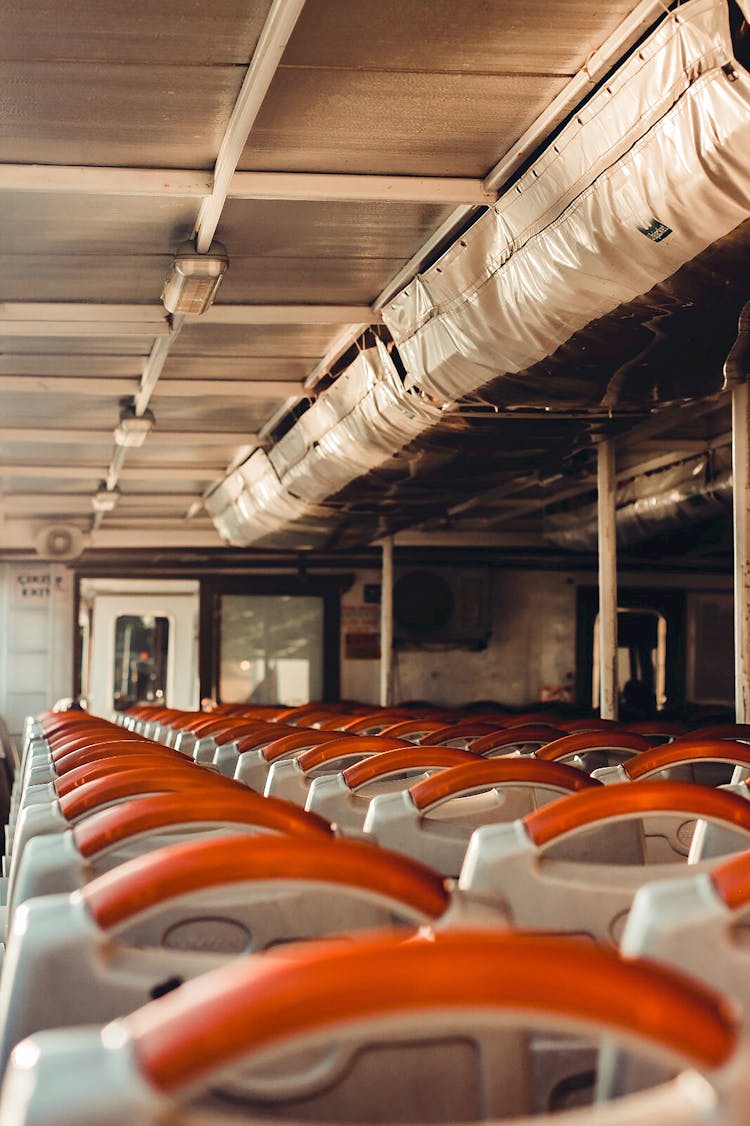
[524,781,750,848]
[296,736,407,772]
[624,739,750,781]
[73,791,334,858]
[126,931,737,1093]
[410,758,599,814]
[471,725,567,755]
[535,731,651,762]
[83,835,449,930]
[342,747,478,792]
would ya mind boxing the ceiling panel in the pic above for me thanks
[0,63,244,169]
[282,0,638,76]
[2,0,272,64]
[0,343,150,361]
[0,393,128,428]
[220,255,407,303]
[149,394,288,431]
[0,255,170,301]
[217,199,454,259]
[240,69,570,176]
[0,441,113,463]
[161,355,313,380]
[0,193,197,255]
[172,323,339,357]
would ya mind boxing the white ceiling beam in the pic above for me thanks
[0,494,201,511]
[0,164,493,206]
[0,463,224,481]
[193,0,308,252]
[0,376,299,398]
[0,320,169,338]
[0,165,213,197]
[229,172,495,205]
[0,427,259,446]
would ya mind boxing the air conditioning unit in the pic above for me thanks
[394,567,491,648]
[35,524,86,561]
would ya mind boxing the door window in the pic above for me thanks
[113,614,170,711]
[219,595,324,706]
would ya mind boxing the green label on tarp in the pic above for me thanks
[636,216,672,242]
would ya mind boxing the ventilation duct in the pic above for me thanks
[383,0,750,410]
[204,341,442,548]
[544,451,733,551]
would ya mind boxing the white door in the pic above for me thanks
[88,593,198,717]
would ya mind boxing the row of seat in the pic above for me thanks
[1,702,750,1122]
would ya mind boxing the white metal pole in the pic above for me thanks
[597,440,618,719]
[732,381,750,722]
[380,536,394,707]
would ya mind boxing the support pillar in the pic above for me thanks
[380,536,394,707]
[733,381,750,722]
[597,440,618,720]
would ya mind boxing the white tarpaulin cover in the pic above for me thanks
[383,0,750,407]
[204,341,441,546]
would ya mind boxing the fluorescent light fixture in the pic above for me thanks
[92,483,121,513]
[161,239,229,315]
[114,404,155,448]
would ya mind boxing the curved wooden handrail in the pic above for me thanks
[524,781,750,848]
[675,724,750,743]
[83,834,449,930]
[52,735,146,764]
[418,722,506,746]
[73,791,334,858]
[260,729,342,764]
[624,720,687,737]
[624,739,750,781]
[55,751,186,797]
[59,766,236,821]
[535,731,652,763]
[410,758,599,814]
[230,724,296,754]
[342,747,478,792]
[48,727,127,753]
[126,931,737,1094]
[296,736,408,773]
[54,742,161,774]
[471,725,567,755]
[558,718,626,733]
[377,719,449,740]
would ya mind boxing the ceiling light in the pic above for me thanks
[114,404,155,448]
[161,239,229,315]
[92,483,121,513]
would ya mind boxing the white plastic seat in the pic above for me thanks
[306,745,480,835]
[2,930,746,1125]
[231,728,346,789]
[7,789,333,918]
[0,834,498,1074]
[460,780,750,944]
[364,757,599,875]
[264,735,408,805]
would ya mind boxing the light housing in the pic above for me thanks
[92,483,121,513]
[161,239,229,315]
[114,404,155,448]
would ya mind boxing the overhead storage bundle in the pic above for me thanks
[382,0,750,409]
[544,449,733,551]
[204,341,441,547]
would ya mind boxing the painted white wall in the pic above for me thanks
[0,562,74,740]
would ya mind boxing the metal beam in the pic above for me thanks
[194,0,307,253]
[229,171,494,205]
[0,320,169,338]
[134,316,185,416]
[0,376,137,396]
[0,302,379,331]
[597,440,618,721]
[0,463,224,481]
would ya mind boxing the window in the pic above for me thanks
[219,595,324,706]
[113,614,170,711]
